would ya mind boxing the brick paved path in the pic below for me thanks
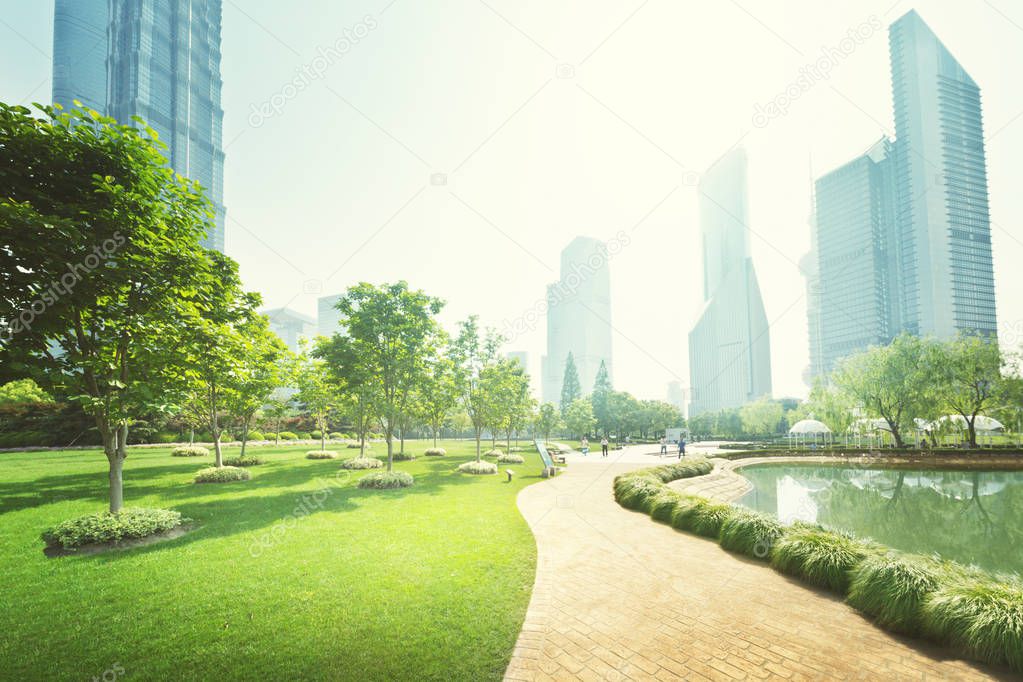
[503,446,1003,681]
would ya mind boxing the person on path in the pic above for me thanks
[678,437,686,459]
[600,436,609,457]
[659,436,667,456]
[580,436,589,456]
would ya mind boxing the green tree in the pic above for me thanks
[334,282,443,470]
[606,391,641,442]
[564,398,596,438]
[297,339,340,452]
[450,316,502,461]
[0,379,53,405]
[0,103,221,512]
[414,354,459,447]
[263,392,294,445]
[316,333,379,457]
[226,315,289,458]
[798,379,855,440]
[832,334,931,448]
[739,396,784,437]
[591,360,613,435]
[560,352,581,415]
[535,402,562,444]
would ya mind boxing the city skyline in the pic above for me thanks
[3,1,1022,402]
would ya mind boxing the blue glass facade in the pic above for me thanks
[51,0,226,252]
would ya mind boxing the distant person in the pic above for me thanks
[580,436,589,456]
[601,436,609,457]
[678,437,686,459]
[659,436,667,456]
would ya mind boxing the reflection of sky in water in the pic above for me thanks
[737,465,1023,575]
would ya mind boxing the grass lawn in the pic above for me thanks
[0,440,546,681]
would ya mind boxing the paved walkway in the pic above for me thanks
[504,445,1003,681]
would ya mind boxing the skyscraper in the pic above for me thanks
[262,307,316,354]
[805,10,997,380]
[317,294,343,339]
[889,10,996,338]
[542,237,613,406]
[688,148,772,416]
[52,0,227,252]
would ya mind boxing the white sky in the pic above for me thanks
[2,0,1022,404]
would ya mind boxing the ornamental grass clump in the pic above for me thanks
[497,453,524,464]
[612,474,661,510]
[392,452,416,461]
[223,455,264,467]
[689,500,737,538]
[341,457,383,470]
[719,509,785,560]
[648,489,688,524]
[305,451,338,460]
[485,449,503,458]
[770,523,878,593]
[42,508,184,549]
[458,460,497,475]
[847,553,948,634]
[358,471,414,489]
[424,447,446,456]
[171,446,208,457]
[194,466,250,483]
[923,573,1023,673]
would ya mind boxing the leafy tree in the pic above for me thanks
[535,402,562,444]
[480,358,530,449]
[263,392,294,445]
[316,333,378,456]
[226,315,289,458]
[564,398,595,438]
[591,360,613,435]
[797,379,855,441]
[606,391,640,442]
[414,354,458,447]
[560,352,581,415]
[0,379,54,406]
[739,396,784,437]
[0,103,221,512]
[450,316,502,460]
[297,339,339,453]
[832,334,931,448]
[333,282,443,470]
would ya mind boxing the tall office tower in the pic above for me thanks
[810,139,898,376]
[262,307,316,354]
[889,10,996,338]
[666,381,685,412]
[52,0,227,252]
[317,294,343,338]
[687,148,772,416]
[541,237,613,406]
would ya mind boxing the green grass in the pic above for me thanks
[770,523,879,593]
[719,510,784,560]
[924,574,1023,671]
[847,553,950,634]
[0,440,545,680]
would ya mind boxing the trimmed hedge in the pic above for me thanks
[497,453,524,464]
[358,471,414,489]
[392,452,416,461]
[194,466,250,483]
[306,450,338,460]
[41,507,184,549]
[484,449,503,457]
[222,455,264,467]
[424,447,446,457]
[458,460,497,475]
[341,456,383,470]
[278,431,298,441]
[245,430,265,441]
[612,459,1023,674]
[171,446,209,457]
[329,432,344,440]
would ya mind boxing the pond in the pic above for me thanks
[735,463,1023,576]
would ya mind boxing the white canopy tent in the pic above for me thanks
[788,419,833,448]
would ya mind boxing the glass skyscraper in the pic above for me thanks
[52,0,227,252]
[688,148,772,416]
[806,10,997,380]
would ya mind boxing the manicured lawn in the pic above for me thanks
[0,440,545,680]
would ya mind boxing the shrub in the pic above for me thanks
[458,460,497,475]
[194,466,251,483]
[720,510,785,560]
[847,553,947,634]
[41,508,184,549]
[613,475,661,511]
[424,447,446,457]
[329,432,344,440]
[689,500,736,538]
[346,443,364,449]
[771,524,878,593]
[485,449,503,457]
[924,574,1023,672]
[368,433,383,440]
[278,431,298,441]
[306,450,338,460]
[310,430,323,440]
[245,430,265,441]
[222,455,264,467]
[341,456,383,470]
[647,489,686,523]
[669,496,704,531]
[171,445,209,457]
[497,453,524,464]
[152,431,179,443]
[392,452,416,461]
[358,471,414,489]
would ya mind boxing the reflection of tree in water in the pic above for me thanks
[808,468,1023,575]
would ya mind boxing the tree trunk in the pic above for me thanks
[386,430,393,471]
[189,427,194,445]
[475,428,482,462]
[433,425,438,447]
[321,425,326,452]
[275,415,281,445]
[360,431,366,457]
[240,415,251,457]
[967,417,977,449]
[108,452,124,513]
[399,427,405,454]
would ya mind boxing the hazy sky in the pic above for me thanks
[2,0,1022,404]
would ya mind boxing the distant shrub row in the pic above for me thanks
[613,460,1023,673]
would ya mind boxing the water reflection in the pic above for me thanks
[736,465,1023,575]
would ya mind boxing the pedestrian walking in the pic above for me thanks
[600,436,609,457]
[678,437,686,459]
[580,436,589,456]
[659,436,667,456]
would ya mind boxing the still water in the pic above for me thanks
[735,464,1023,576]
